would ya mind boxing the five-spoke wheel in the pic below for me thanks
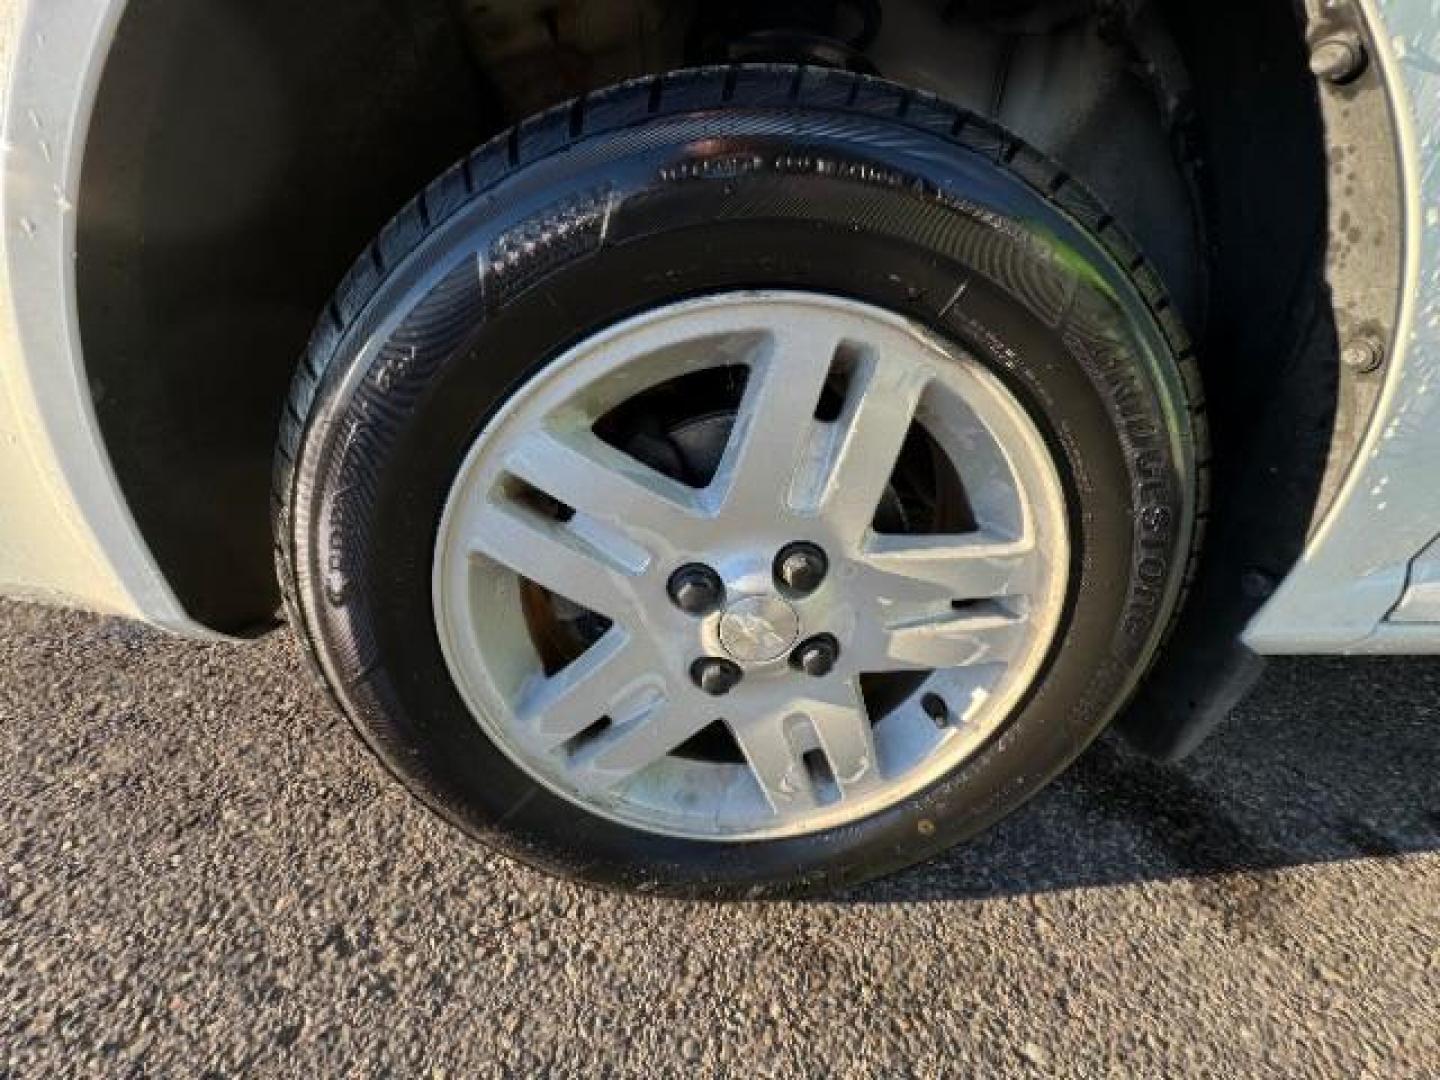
[433,294,1069,839]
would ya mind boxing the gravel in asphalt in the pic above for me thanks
[1,599,1437,1076]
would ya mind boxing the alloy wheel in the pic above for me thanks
[432,292,1070,840]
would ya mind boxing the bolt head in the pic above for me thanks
[692,658,743,697]
[668,565,723,616]
[775,543,829,596]
[1342,337,1384,374]
[1310,32,1365,83]
[791,635,839,678]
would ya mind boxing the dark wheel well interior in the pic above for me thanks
[77,0,1355,673]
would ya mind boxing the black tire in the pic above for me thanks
[274,64,1206,899]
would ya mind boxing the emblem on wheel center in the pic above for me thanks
[717,596,802,663]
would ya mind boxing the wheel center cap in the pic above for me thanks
[717,595,801,663]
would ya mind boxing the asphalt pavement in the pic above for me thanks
[1,598,1436,1077]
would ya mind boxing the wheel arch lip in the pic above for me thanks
[1244,0,1440,654]
[0,0,212,634]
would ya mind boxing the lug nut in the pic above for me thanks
[775,542,829,596]
[692,657,743,697]
[668,564,723,616]
[791,635,840,678]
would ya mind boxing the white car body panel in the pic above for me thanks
[1391,535,1440,625]
[0,0,197,631]
[1243,0,1440,655]
[0,0,1435,651]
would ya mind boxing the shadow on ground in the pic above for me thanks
[842,656,1440,903]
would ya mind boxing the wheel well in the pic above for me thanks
[78,0,1343,636]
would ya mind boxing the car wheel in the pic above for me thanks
[274,65,1206,898]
